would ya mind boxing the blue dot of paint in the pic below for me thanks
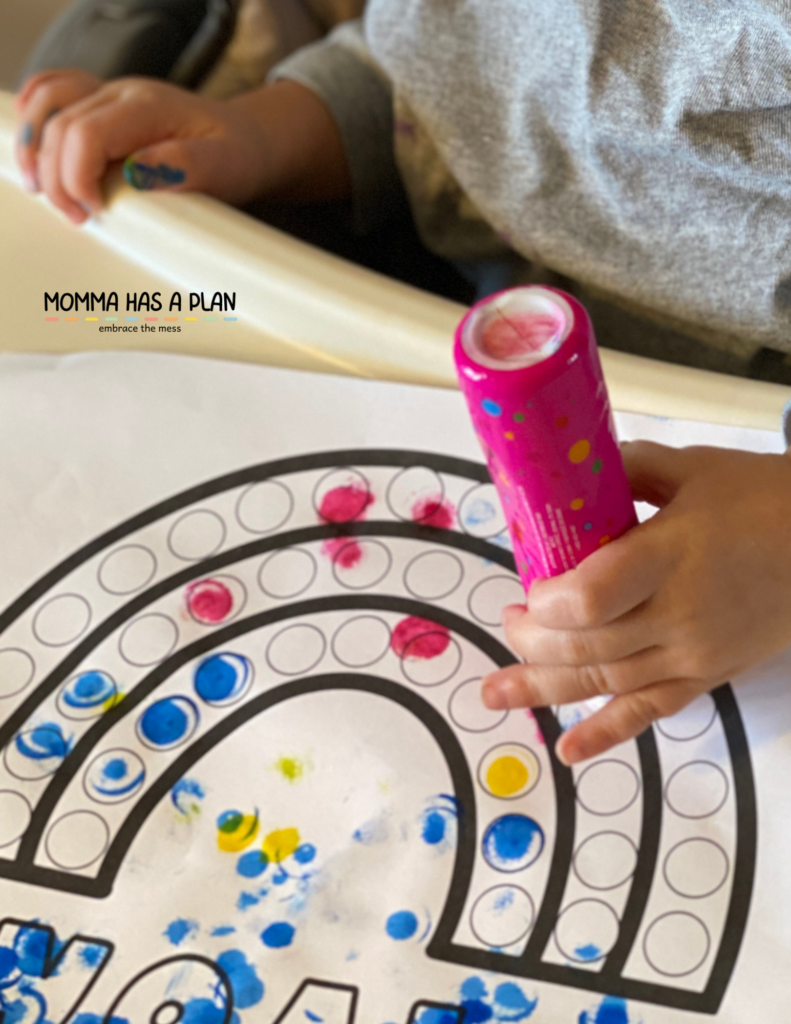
[237,850,269,878]
[103,758,128,781]
[481,399,502,417]
[16,723,69,761]
[482,814,544,871]
[261,922,295,949]
[385,911,418,941]
[139,698,193,747]
[460,1001,493,1024]
[0,946,18,980]
[460,978,487,1001]
[575,943,602,961]
[493,982,538,1020]
[216,949,264,1009]
[194,653,247,704]
[66,671,114,707]
[294,843,316,864]
[422,811,446,845]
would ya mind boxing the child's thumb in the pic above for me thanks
[620,440,690,507]
[123,141,201,193]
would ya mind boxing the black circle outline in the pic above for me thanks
[265,623,327,677]
[32,593,92,648]
[4,725,70,781]
[151,1000,185,1024]
[662,837,730,900]
[664,760,730,821]
[331,539,393,591]
[656,694,718,743]
[235,479,294,536]
[97,544,158,597]
[470,884,535,948]
[404,550,465,602]
[83,747,147,805]
[44,809,110,871]
[257,547,318,600]
[57,669,118,721]
[0,648,36,700]
[135,695,200,752]
[400,635,462,688]
[385,466,446,523]
[311,467,373,523]
[193,652,255,708]
[554,898,621,964]
[448,678,509,734]
[481,812,546,874]
[330,615,392,669]
[119,614,180,668]
[477,743,541,801]
[576,759,641,817]
[0,789,32,849]
[185,574,248,628]
[458,483,508,540]
[572,831,639,892]
[642,911,712,978]
[167,509,227,563]
[468,576,525,628]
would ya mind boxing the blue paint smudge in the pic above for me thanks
[460,979,486,1002]
[304,1013,323,1022]
[181,997,237,1024]
[103,758,127,780]
[171,778,205,815]
[77,946,105,969]
[415,1011,460,1024]
[139,697,197,747]
[578,997,632,1024]
[492,983,537,1020]
[294,844,316,864]
[0,946,18,980]
[210,927,235,938]
[574,943,602,962]
[352,818,388,844]
[261,923,295,949]
[215,950,264,1009]
[464,499,497,527]
[237,851,269,878]
[74,1016,130,1024]
[385,911,418,941]
[164,919,198,946]
[493,889,514,911]
[482,815,544,871]
[62,671,114,711]
[15,724,71,762]
[422,812,446,845]
[461,999,492,1023]
[237,893,260,911]
[13,929,49,977]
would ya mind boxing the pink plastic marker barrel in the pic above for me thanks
[454,285,637,591]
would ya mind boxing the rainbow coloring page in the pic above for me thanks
[0,352,788,1024]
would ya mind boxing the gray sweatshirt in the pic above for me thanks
[272,1,791,375]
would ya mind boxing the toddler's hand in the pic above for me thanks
[15,73,348,225]
[482,441,791,764]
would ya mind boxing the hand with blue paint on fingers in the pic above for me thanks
[482,441,791,764]
[15,72,351,225]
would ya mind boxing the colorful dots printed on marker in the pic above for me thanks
[568,440,590,464]
[555,415,569,429]
[600,535,611,545]
[482,399,502,417]
[570,498,584,511]
[584,522,592,530]
[505,432,515,441]
[513,412,525,423]
[592,459,603,474]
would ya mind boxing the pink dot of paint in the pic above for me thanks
[186,579,233,623]
[411,495,455,529]
[391,617,451,660]
[319,484,373,524]
[321,537,363,569]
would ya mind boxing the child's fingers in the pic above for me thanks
[122,137,248,199]
[16,70,102,189]
[15,69,73,111]
[526,525,667,630]
[481,645,670,710]
[556,677,708,764]
[621,440,691,507]
[502,604,654,667]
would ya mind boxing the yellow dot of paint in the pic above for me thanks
[217,813,260,852]
[599,535,611,546]
[568,439,591,464]
[570,498,584,511]
[486,756,529,797]
[275,757,303,782]
[262,827,300,863]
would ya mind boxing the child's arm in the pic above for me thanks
[15,71,351,224]
[482,441,791,764]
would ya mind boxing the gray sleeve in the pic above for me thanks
[268,20,401,232]
[783,401,791,448]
